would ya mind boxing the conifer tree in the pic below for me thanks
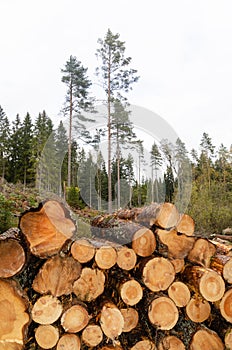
[0,106,10,181]
[150,141,162,202]
[96,29,139,212]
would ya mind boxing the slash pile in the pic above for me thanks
[0,200,232,349]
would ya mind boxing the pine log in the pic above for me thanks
[130,339,156,350]
[187,238,216,267]
[137,202,180,229]
[170,258,185,273]
[185,296,211,323]
[32,255,81,297]
[100,302,124,341]
[168,281,191,307]
[19,200,75,258]
[95,246,117,269]
[56,334,81,350]
[225,329,232,350]
[31,295,63,324]
[210,237,232,255]
[120,279,143,306]
[220,288,232,323]
[71,238,95,263]
[156,228,195,259]
[158,335,185,350]
[142,257,175,292]
[73,267,105,302]
[117,207,143,220]
[148,296,179,330]
[61,304,89,333]
[35,324,59,349]
[210,254,232,283]
[189,328,224,350]
[116,247,137,270]
[81,324,103,347]
[132,228,156,257]
[176,213,195,236]
[0,279,29,348]
[0,239,25,278]
[120,308,139,332]
[183,266,225,302]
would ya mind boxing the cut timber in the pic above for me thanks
[100,303,124,341]
[132,228,156,257]
[158,336,185,350]
[116,247,137,270]
[131,340,156,350]
[35,324,59,349]
[95,246,117,269]
[156,228,195,259]
[142,257,175,292]
[99,347,123,350]
[73,267,105,302]
[71,239,95,263]
[183,266,225,302]
[223,259,232,283]
[210,255,232,283]
[188,238,216,267]
[82,324,103,347]
[20,200,75,258]
[186,296,211,323]
[61,304,89,333]
[148,296,179,330]
[0,239,25,278]
[57,334,81,350]
[170,258,185,273]
[168,281,190,307]
[32,255,81,297]
[220,289,232,322]
[31,295,63,324]
[176,213,195,236]
[225,329,232,350]
[0,279,29,348]
[120,279,143,306]
[189,328,224,350]
[0,343,23,350]
[120,308,139,332]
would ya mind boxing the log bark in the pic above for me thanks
[189,328,224,350]
[71,238,95,263]
[120,279,143,306]
[148,296,179,330]
[0,239,25,278]
[99,302,124,341]
[73,267,105,302]
[81,324,103,347]
[168,281,191,307]
[120,308,139,332]
[61,304,89,333]
[183,266,225,302]
[0,279,29,349]
[210,254,232,283]
[186,296,211,323]
[31,295,63,324]
[142,257,175,292]
[156,228,195,259]
[20,200,75,258]
[32,255,81,297]
[34,324,59,349]
[56,334,81,350]
[158,335,185,350]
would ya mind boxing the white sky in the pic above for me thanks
[1,0,232,152]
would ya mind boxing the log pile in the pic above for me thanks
[1,200,232,349]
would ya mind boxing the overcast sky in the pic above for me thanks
[1,0,232,152]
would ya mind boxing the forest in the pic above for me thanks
[0,29,232,235]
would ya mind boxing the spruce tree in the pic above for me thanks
[150,141,162,202]
[0,106,10,181]
[96,29,139,212]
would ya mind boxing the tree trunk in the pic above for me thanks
[57,334,81,350]
[35,324,59,349]
[61,304,89,333]
[81,324,103,347]
[158,335,185,350]
[189,328,224,350]
[0,238,25,278]
[148,296,179,330]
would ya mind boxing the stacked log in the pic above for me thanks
[0,200,232,349]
